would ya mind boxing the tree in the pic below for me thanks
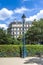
[17,35,22,45]
[0,28,22,45]
[25,19,43,44]
[0,28,12,44]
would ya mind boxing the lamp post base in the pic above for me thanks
[22,46,27,58]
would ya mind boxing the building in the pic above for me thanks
[8,21,29,38]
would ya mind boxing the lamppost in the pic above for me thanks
[22,14,26,58]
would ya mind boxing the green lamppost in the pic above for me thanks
[22,14,26,58]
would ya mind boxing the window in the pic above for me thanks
[11,32,13,35]
[27,29,28,30]
[14,32,16,34]
[27,25,28,27]
[11,28,13,31]
[21,32,22,34]
[21,28,22,30]
[17,32,19,34]
[18,28,19,30]
[14,28,16,30]
[24,28,26,31]
[15,36,16,38]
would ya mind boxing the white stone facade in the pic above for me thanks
[8,22,29,38]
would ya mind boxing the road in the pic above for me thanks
[0,57,43,65]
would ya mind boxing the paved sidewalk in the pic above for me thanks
[0,57,43,65]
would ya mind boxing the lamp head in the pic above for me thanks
[22,14,26,19]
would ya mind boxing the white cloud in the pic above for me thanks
[26,15,37,21]
[26,10,43,21]
[0,8,13,20]
[0,7,35,21]
[0,24,7,29]
[14,7,29,14]
[0,8,43,29]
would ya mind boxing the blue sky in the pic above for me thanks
[0,0,43,29]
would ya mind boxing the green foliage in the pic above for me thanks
[25,19,43,44]
[26,45,43,56]
[11,38,21,45]
[0,45,20,57]
[0,28,22,45]
[0,45,43,57]
[0,28,13,44]
[17,35,22,45]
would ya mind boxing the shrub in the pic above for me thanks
[26,45,43,56]
[0,45,43,57]
[0,45,20,57]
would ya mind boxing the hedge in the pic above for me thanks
[0,45,43,57]
[0,45,20,57]
[26,45,43,56]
